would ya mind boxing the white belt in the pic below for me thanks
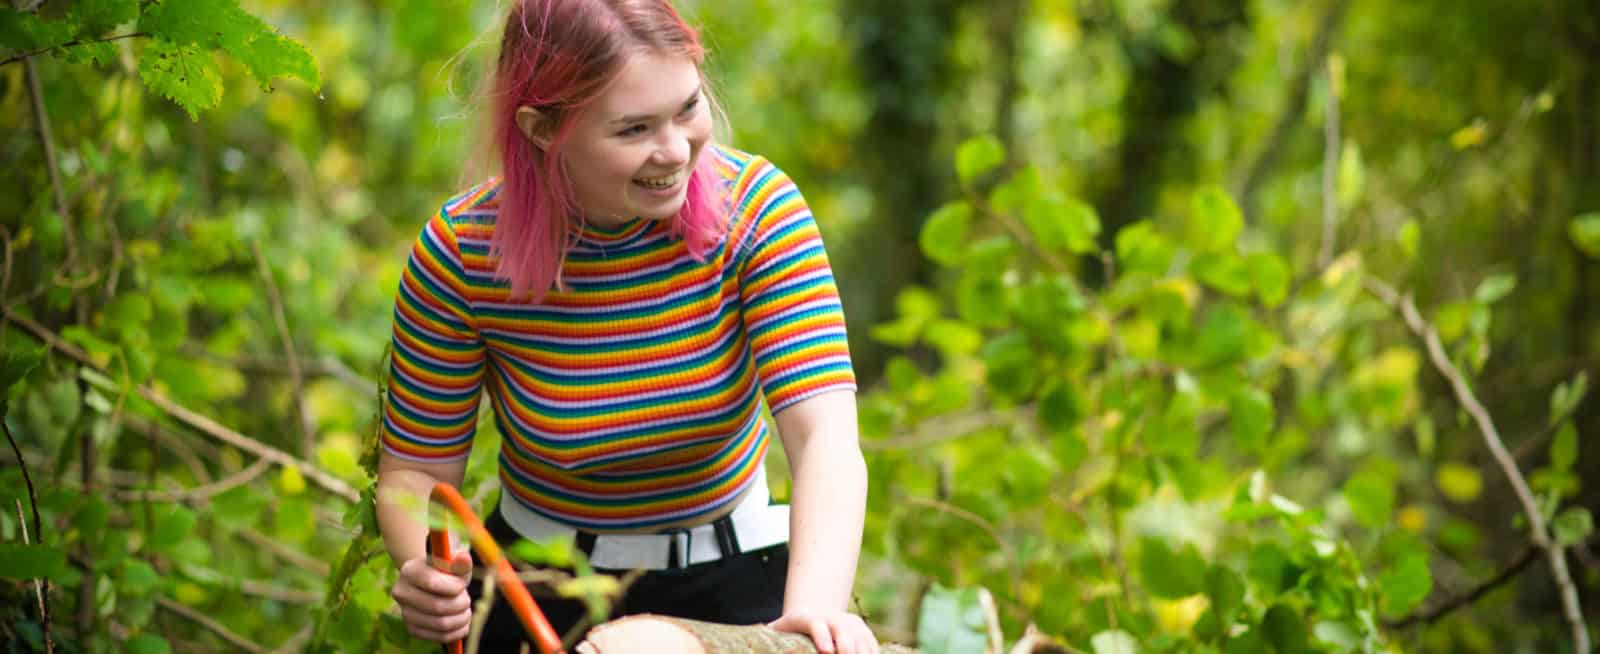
[498,467,791,571]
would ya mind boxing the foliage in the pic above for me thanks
[3,0,1598,653]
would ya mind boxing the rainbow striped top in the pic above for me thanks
[380,145,856,530]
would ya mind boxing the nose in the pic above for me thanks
[651,124,692,168]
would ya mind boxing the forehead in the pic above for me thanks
[592,51,701,117]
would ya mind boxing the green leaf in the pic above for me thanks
[920,201,973,266]
[924,320,983,357]
[1090,630,1140,654]
[1141,537,1206,598]
[1343,469,1395,528]
[1473,273,1517,304]
[1553,507,1593,547]
[982,333,1037,401]
[1337,141,1364,209]
[1247,542,1294,595]
[955,136,1005,185]
[1193,252,1253,297]
[120,559,163,596]
[137,39,223,120]
[275,496,316,543]
[0,543,67,579]
[1571,212,1600,258]
[148,505,197,550]
[1550,371,1589,426]
[70,0,139,35]
[1038,383,1085,433]
[1397,220,1420,260]
[1247,252,1290,307]
[0,343,44,413]
[0,8,75,50]
[1551,422,1578,471]
[1115,221,1175,276]
[916,585,990,654]
[1380,555,1432,615]
[1434,462,1483,503]
[1206,565,1246,629]
[126,634,172,654]
[1186,185,1244,253]
[1229,387,1273,453]
[1023,195,1101,254]
[1260,604,1309,654]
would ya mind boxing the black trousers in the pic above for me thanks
[446,509,789,652]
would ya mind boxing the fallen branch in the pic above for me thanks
[576,615,918,654]
[0,306,359,502]
[1365,277,1589,653]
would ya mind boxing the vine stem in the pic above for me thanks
[1365,277,1589,653]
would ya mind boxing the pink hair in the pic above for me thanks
[486,0,727,302]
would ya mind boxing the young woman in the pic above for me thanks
[373,1,876,652]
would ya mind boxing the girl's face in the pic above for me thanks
[560,51,712,226]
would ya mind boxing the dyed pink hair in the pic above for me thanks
[486,0,727,301]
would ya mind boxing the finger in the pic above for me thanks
[392,583,471,617]
[831,619,857,654]
[810,618,836,654]
[407,622,471,643]
[401,605,473,633]
[403,563,469,597]
[449,550,474,577]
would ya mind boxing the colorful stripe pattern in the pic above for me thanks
[381,145,856,530]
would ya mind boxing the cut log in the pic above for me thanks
[575,615,919,654]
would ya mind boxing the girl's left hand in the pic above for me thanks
[769,610,880,654]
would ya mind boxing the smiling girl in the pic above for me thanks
[372,1,875,653]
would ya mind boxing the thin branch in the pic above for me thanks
[1365,277,1590,654]
[270,625,313,654]
[22,47,77,275]
[16,500,54,654]
[902,494,1020,598]
[0,32,150,68]
[1,306,360,502]
[236,527,331,577]
[252,241,315,459]
[156,597,269,654]
[112,456,272,503]
[862,407,1024,451]
[180,345,377,396]
[123,413,215,484]
[1234,0,1351,215]
[1384,545,1538,629]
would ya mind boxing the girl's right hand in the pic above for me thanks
[392,550,475,642]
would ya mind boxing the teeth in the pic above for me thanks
[635,170,685,189]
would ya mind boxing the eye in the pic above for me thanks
[679,96,700,116]
[617,124,647,137]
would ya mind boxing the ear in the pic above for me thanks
[515,106,553,149]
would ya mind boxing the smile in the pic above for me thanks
[634,170,686,190]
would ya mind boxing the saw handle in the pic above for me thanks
[427,483,565,654]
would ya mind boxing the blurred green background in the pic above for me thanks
[3,0,1599,652]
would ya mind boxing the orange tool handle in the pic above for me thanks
[429,482,565,654]
[427,528,465,654]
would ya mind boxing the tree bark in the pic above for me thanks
[577,616,919,654]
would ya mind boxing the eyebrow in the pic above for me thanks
[609,86,702,126]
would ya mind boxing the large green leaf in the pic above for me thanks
[148,505,197,550]
[1186,186,1244,253]
[1229,387,1273,453]
[920,201,973,266]
[1379,555,1432,615]
[1571,212,1600,257]
[1140,537,1206,598]
[916,585,989,654]
[137,39,223,120]
[1343,468,1395,529]
[69,0,139,36]
[955,136,1005,185]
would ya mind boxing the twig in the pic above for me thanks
[1384,545,1538,629]
[464,567,498,654]
[156,597,269,654]
[252,241,315,459]
[902,495,1020,598]
[6,404,52,652]
[0,32,149,68]
[236,527,332,577]
[234,578,321,604]
[1365,277,1590,653]
[123,413,215,484]
[112,456,272,503]
[1318,54,1341,268]
[1,307,360,502]
[16,500,54,654]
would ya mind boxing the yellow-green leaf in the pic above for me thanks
[1435,462,1483,503]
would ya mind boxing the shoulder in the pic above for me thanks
[432,177,503,242]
